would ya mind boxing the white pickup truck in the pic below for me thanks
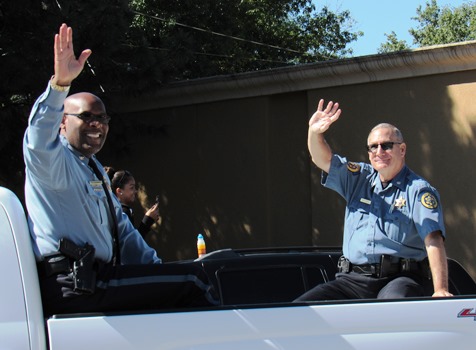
[2,185,476,350]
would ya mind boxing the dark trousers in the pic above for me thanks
[294,272,433,302]
[39,262,219,316]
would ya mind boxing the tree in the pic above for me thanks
[378,31,411,54]
[0,0,135,195]
[0,0,361,194]
[410,0,476,46]
[129,0,362,81]
[379,0,476,53]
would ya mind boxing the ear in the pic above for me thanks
[115,187,122,196]
[400,143,407,157]
[60,115,67,133]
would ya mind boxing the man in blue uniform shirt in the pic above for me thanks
[295,99,453,301]
[24,24,218,315]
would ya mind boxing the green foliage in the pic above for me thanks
[129,0,361,81]
[379,0,476,53]
[1,0,360,95]
[378,32,410,54]
[0,0,135,193]
[410,0,476,47]
[0,0,360,192]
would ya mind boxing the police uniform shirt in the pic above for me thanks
[322,154,445,265]
[23,83,161,264]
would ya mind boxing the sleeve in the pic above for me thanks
[23,83,70,188]
[413,185,446,240]
[114,197,162,264]
[138,215,155,238]
[321,154,371,202]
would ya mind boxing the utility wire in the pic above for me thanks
[122,43,296,65]
[131,10,312,57]
[53,2,334,89]
[86,61,105,93]
[54,0,106,92]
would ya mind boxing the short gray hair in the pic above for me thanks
[368,123,404,143]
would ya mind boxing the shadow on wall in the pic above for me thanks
[101,72,476,280]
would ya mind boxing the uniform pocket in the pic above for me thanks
[348,199,371,235]
[85,181,109,226]
[384,209,411,242]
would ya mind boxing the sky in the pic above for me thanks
[315,0,471,56]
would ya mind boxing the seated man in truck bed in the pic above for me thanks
[295,99,453,302]
[23,23,218,316]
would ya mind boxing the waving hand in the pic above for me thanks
[52,23,92,87]
[307,99,342,172]
[308,99,341,134]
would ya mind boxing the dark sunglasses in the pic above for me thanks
[64,112,111,125]
[366,141,402,153]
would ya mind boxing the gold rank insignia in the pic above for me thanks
[394,196,406,209]
[421,192,438,209]
[347,162,360,173]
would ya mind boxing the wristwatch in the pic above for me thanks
[50,76,71,92]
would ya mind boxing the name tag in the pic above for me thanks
[89,180,103,192]
[360,198,371,205]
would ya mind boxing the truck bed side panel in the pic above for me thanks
[47,298,476,350]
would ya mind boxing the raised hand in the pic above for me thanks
[52,23,92,86]
[145,203,160,222]
[308,99,341,134]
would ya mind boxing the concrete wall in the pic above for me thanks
[104,42,476,279]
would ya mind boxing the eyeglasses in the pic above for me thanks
[366,141,402,153]
[64,112,111,125]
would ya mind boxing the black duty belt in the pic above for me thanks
[337,255,430,279]
[351,263,399,277]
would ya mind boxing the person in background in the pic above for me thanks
[104,166,160,238]
[295,99,453,302]
[23,23,218,316]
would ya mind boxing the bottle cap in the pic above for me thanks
[197,233,204,239]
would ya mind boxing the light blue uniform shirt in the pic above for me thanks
[322,154,445,265]
[23,83,161,264]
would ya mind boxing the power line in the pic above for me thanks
[131,10,313,57]
[52,2,335,88]
[122,43,296,65]
[55,0,107,92]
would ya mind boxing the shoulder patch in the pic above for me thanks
[421,192,438,209]
[347,162,361,173]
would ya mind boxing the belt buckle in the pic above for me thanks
[401,259,408,271]
[337,256,351,273]
[400,258,412,272]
